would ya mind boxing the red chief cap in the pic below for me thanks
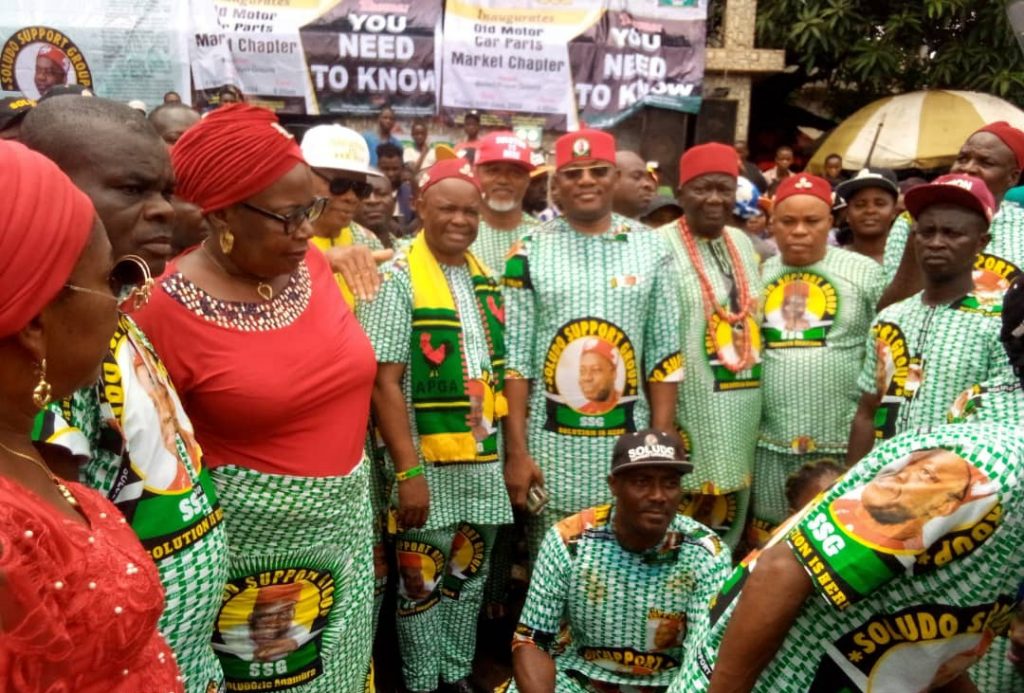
[774,173,833,208]
[904,173,996,223]
[975,121,1024,170]
[678,143,739,187]
[581,337,618,366]
[0,140,96,338]
[475,131,535,171]
[36,44,69,72]
[418,158,482,197]
[254,582,302,607]
[555,129,616,170]
[171,104,306,213]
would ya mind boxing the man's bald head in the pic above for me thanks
[613,150,655,218]
[21,95,161,174]
[149,103,200,146]
[21,95,176,275]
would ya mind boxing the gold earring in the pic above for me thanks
[33,359,52,410]
[219,230,235,255]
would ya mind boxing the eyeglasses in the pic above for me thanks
[65,254,154,313]
[313,170,374,199]
[241,197,327,235]
[560,165,613,182]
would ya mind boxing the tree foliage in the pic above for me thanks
[756,0,1024,115]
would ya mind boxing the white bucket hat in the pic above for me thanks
[301,124,375,177]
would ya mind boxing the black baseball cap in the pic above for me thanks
[611,428,692,476]
[38,84,94,101]
[0,96,35,131]
[640,195,683,219]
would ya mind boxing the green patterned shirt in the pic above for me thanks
[858,291,1012,444]
[673,423,1024,693]
[948,380,1024,427]
[471,216,537,275]
[882,203,1024,297]
[515,505,730,689]
[759,247,884,455]
[34,315,228,693]
[658,224,764,494]
[503,215,684,513]
[357,251,513,530]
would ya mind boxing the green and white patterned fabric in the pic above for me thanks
[210,463,373,693]
[973,636,1024,693]
[35,315,228,693]
[882,203,1024,295]
[394,522,499,690]
[673,423,1024,693]
[752,248,883,533]
[471,216,537,275]
[511,505,730,692]
[357,253,513,531]
[858,292,1011,445]
[657,224,763,495]
[948,380,1024,427]
[503,215,683,518]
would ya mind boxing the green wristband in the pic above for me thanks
[395,464,424,482]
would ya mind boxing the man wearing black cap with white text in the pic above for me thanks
[511,428,730,693]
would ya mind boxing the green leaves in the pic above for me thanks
[755,0,1024,116]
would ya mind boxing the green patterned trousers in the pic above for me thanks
[394,522,498,691]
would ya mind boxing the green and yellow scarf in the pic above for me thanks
[408,233,506,463]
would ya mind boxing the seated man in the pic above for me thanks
[847,174,1013,462]
[672,420,1024,693]
[511,429,730,693]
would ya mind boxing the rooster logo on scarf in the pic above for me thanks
[419,333,450,375]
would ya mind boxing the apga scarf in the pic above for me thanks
[407,232,506,463]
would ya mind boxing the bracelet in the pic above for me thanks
[395,465,424,482]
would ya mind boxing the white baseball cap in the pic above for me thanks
[301,125,374,176]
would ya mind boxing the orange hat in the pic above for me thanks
[678,143,739,188]
[555,129,615,170]
[581,338,618,366]
[775,173,832,208]
[784,281,809,299]
[398,551,423,569]
[475,131,534,171]
[254,582,302,607]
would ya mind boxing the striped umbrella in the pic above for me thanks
[807,90,1024,172]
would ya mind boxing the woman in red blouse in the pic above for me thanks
[0,141,183,691]
[133,105,377,693]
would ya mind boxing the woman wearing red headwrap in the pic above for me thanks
[133,104,377,693]
[0,140,183,691]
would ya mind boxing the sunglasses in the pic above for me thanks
[560,165,613,182]
[65,254,154,313]
[313,170,374,199]
[241,197,328,236]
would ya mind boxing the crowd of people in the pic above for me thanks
[1,84,1024,693]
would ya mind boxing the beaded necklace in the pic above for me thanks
[676,216,757,373]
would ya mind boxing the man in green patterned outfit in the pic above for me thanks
[751,172,884,543]
[671,422,1024,693]
[511,428,730,693]
[848,174,1015,463]
[657,143,763,548]
[358,158,512,693]
[880,121,1024,310]
[947,276,1024,693]
[471,131,538,272]
[503,129,683,556]
[23,97,229,692]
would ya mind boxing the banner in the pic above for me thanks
[0,0,191,108]
[441,0,708,129]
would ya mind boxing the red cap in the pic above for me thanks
[904,174,996,223]
[678,143,739,188]
[36,44,69,72]
[774,173,833,208]
[976,121,1024,170]
[555,129,615,170]
[418,158,481,197]
[475,131,534,171]
[581,337,618,366]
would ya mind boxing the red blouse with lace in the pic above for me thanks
[0,475,183,693]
